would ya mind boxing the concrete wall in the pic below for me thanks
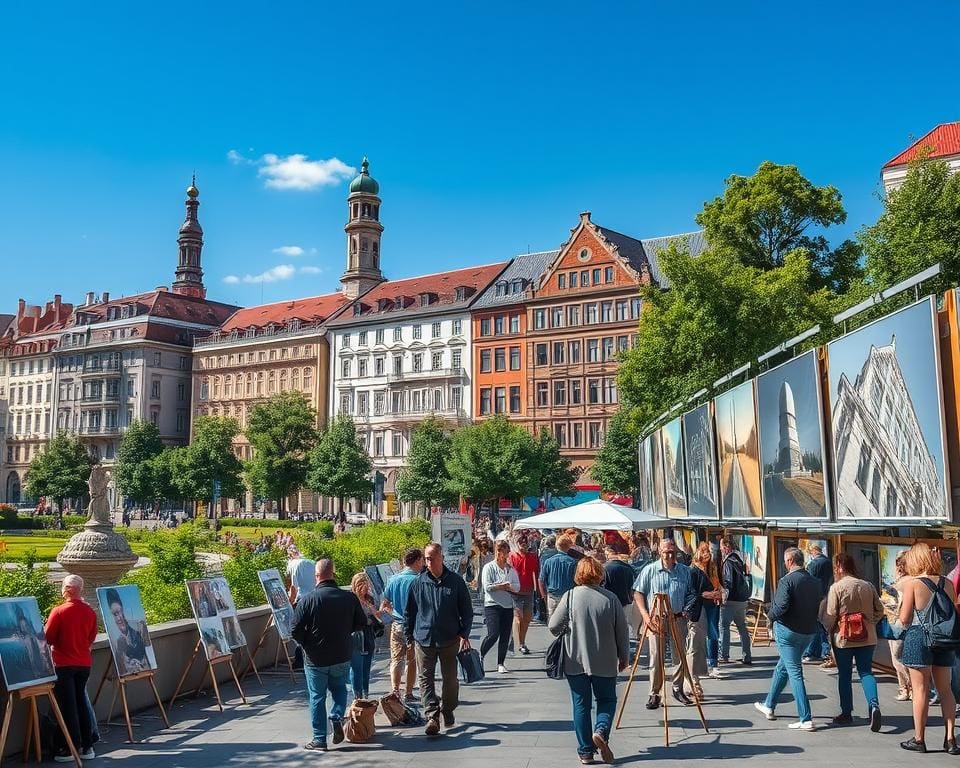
[3,604,281,757]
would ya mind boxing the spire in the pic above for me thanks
[341,156,385,299]
[173,178,206,298]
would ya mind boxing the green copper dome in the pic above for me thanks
[349,157,379,195]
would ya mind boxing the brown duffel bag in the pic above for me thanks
[344,697,379,743]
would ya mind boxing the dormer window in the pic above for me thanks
[455,286,470,302]
[377,298,391,311]
[394,296,407,309]
[353,303,363,316]
[419,293,437,307]
[494,281,508,297]
[511,279,524,294]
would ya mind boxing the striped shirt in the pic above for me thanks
[633,559,693,614]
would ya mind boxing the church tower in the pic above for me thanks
[341,157,385,299]
[173,177,206,299]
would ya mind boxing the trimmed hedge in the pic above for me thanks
[218,517,334,538]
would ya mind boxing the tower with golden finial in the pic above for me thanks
[173,175,206,298]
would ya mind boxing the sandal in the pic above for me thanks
[693,681,704,701]
[895,688,911,702]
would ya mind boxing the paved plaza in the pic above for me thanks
[87,618,960,768]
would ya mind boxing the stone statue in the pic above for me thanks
[87,464,112,525]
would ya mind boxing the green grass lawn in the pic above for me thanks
[0,535,150,561]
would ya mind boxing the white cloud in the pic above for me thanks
[226,149,355,191]
[245,264,296,283]
[272,245,305,257]
[299,266,322,275]
[222,275,240,284]
[226,149,254,165]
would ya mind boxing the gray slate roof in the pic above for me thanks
[597,226,706,289]
[472,250,559,309]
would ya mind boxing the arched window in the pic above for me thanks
[224,374,232,398]
[292,368,300,390]
[280,370,288,391]
[256,372,264,396]
[212,376,221,398]
[245,373,253,396]
[303,367,313,391]
[268,371,276,394]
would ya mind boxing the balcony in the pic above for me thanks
[79,424,119,435]
[380,407,468,423]
[389,367,466,382]
[82,362,121,376]
[81,394,121,405]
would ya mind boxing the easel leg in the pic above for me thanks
[29,696,41,764]
[148,675,171,729]
[92,664,111,707]
[208,664,224,713]
[615,621,651,729]
[22,697,34,762]
[243,646,262,686]
[659,622,669,748]
[281,640,296,682]
[47,693,82,768]
[0,693,15,768]
[667,613,709,734]
[118,680,135,744]
[241,619,271,681]
[228,661,247,704]
[169,640,202,709]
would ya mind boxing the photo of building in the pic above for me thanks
[714,380,762,518]
[638,429,667,517]
[661,416,687,518]
[757,350,828,518]
[828,297,948,519]
[682,403,719,519]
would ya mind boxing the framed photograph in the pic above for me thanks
[827,296,949,520]
[186,578,240,659]
[661,417,688,518]
[650,429,667,517]
[186,580,218,619]
[638,433,655,515]
[682,403,719,519]
[258,569,294,641]
[198,616,232,660]
[798,538,828,559]
[750,535,769,602]
[757,350,829,518]
[0,598,56,691]
[714,380,763,519]
[97,585,158,678]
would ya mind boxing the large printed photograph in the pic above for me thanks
[757,350,829,518]
[661,417,688,518]
[0,598,56,691]
[637,431,666,517]
[827,297,948,519]
[98,585,157,677]
[682,403,719,519]
[714,380,762,518]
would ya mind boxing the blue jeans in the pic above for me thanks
[764,624,815,723]
[804,622,830,660]
[304,661,350,743]
[704,602,720,668]
[567,674,617,757]
[720,601,752,661]
[834,645,878,716]
[350,650,373,699]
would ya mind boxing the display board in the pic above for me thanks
[0,597,57,692]
[638,433,655,515]
[750,535,769,602]
[258,569,294,640]
[682,403,719,519]
[757,350,829,518]
[827,296,949,519]
[714,380,763,518]
[662,417,688,518]
[432,512,472,575]
[185,578,241,661]
[878,544,909,594]
[98,585,158,677]
[651,429,667,517]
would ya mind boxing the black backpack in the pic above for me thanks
[917,577,960,651]
[725,555,751,602]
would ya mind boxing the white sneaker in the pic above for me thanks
[498,664,509,674]
[81,749,96,760]
[788,720,815,731]
[708,667,726,679]
[754,701,776,720]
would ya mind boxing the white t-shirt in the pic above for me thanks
[286,557,316,603]
[481,559,520,609]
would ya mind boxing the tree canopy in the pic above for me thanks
[306,414,373,521]
[24,434,95,517]
[446,416,536,510]
[529,428,577,503]
[176,416,245,503]
[114,420,165,506]
[395,417,456,512]
[591,408,641,496]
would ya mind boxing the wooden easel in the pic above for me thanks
[749,602,772,646]
[91,653,170,743]
[232,641,263,687]
[0,682,81,767]
[242,614,296,682]
[615,592,710,747]
[168,640,246,713]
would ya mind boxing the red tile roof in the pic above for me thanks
[883,122,960,169]
[66,290,237,329]
[219,292,349,332]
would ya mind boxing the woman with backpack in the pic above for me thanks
[822,553,885,731]
[897,543,960,754]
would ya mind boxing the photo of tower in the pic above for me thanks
[827,297,947,519]
[713,379,762,518]
[757,350,828,518]
[661,417,688,518]
[683,403,719,518]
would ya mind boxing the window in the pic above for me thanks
[452,319,462,335]
[509,386,521,413]
[568,305,581,326]
[509,315,520,334]
[604,378,618,405]
[375,328,385,345]
[413,353,423,372]
[393,327,402,342]
[495,348,506,371]
[374,391,386,415]
[585,304,598,324]
[341,359,351,378]
[374,433,384,457]
[413,324,422,340]
[153,352,161,366]
[855,445,872,492]
[392,355,402,376]
[452,349,462,369]
[552,307,564,328]
[359,358,368,377]
[412,390,423,412]
[601,302,613,322]
[554,424,567,447]
[509,346,520,370]
[588,378,601,404]
[358,392,369,416]
[392,432,403,457]
[177,383,186,401]
[604,266,614,284]
[554,380,567,406]
[573,423,584,447]
[569,271,578,288]
[536,382,549,407]
[432,351,443,369]
[558,274,566,289]
[494,316,504,335]
[617,335,629,353]
[431,322,441,339]
[534,310,546,330]
[553,341,565,365]
[480,350,492,373]
[342,333,351,349]
[359,331,367,346]
[630,298,642,319]
[588,339,599,362]
[374,356,385,376]
[592,268,601,285]
[480,318,491,336]
[340,393,351,414]
[480,388,492,415]
[580,270,589,287]
[535,344,548,367]
[151,380,161,399]
[495,387,506,414]
[602,337,615,360]
[569,340,581,364]
[303,368,312,390]
[451,385,462,410]
[588,422,602,448]
[616,300,628,321]
[391,390,404,414]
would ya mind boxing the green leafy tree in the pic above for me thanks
[529,428,577,505]
[591,407,641,497]
[149,448,184,508]
[24,434,95,520]
[114,420,165,509]
[697,160,861,291]
[245,392,318,519]
[395,417,456,514]
[175,416,245,505]
[860,157,960,290]
[445,415,536,533]
[306,415,373,525]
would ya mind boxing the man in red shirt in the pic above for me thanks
[509,535,540,655]
[45,575,97,762]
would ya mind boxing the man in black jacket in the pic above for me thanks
[292,559,366,751]
[405,542,474,736]
[802,544,834,664]
[754,547,822,730]
[719,537,752,665]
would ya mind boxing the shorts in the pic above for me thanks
[389,622,415,666]
[513,593,534,615]
[902,625,957,668]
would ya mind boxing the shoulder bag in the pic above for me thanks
[546,589,573,680]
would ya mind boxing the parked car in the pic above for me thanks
[345,513,368,526]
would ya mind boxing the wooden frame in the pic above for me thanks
[242,614,296,682]
[0,683,80,767]
[168,640,246,713]
[92,651,170,744]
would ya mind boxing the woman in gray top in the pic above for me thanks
[549,556,630,765]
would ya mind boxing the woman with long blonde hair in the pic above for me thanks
[349,572,384,700]
[689,542,725,694]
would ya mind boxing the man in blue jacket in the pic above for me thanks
[405,542,474,736]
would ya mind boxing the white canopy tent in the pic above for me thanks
[513,499,666,532]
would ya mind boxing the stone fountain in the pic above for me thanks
[57,465,138,618]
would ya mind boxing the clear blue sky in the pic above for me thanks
[2,1,958,310]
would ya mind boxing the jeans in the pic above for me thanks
[481,605,514,666]
[703,602,720,668]
[720,601,752,661]
[834,645,879,716]
[567,674,617,757]
[804,622,831,660]
[415,641,460,721]
[304,661,350,743]
[53,666,93,752]
[350,650,373,699]
[764,624,815,723]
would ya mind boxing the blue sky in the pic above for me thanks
[2,2,959,310]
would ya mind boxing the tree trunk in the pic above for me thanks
[277,496,286,521]
[489,497,500,537]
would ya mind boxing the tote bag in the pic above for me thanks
[546,590,573,680]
